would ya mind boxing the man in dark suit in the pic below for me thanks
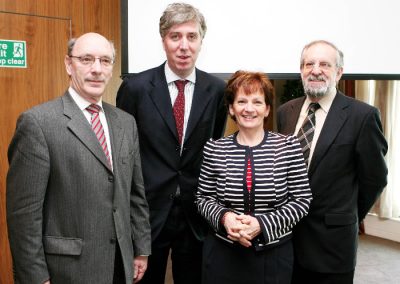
[7,32,151,284]
[277,40,388,284]
[116,3,227,284]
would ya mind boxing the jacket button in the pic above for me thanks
[110,238,116,244]
[169,193,175,200]
[108,176,114,182]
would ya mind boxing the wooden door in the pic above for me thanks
[0,11,70,284]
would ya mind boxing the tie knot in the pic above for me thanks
[86,104,101,115]
[174,80,188,92]
[308,103,320,114]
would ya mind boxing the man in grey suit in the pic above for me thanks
[277,40,388,284]
[6,32,151,284]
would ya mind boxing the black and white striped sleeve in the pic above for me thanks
[257,135,312,243]
[196,139,229,232]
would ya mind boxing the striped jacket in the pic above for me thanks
[196,131,312,250]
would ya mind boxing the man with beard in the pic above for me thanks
[277,40,388,284]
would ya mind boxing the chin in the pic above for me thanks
[304,86,328,98]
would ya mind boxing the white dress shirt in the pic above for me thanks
[165,63,196,146]
[294,90,336,165]
[68,87,113,166]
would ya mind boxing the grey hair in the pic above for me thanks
[300,40,344,69]
[159,2,207,39]
[67,37,116,60]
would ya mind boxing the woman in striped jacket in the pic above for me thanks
[196,71,312,284]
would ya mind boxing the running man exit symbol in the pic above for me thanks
[0,39,27,68]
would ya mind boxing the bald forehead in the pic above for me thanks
[73,33,113,57]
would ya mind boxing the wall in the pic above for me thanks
[365,215,400,243]
[0,1,121,283]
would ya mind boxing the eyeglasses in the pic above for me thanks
[69,55,114,67]
[302,61,333,72]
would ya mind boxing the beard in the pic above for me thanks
[302,75,336,98]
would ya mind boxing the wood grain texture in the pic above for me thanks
[81,0,122,105]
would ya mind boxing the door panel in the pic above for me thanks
[0,12,70,284]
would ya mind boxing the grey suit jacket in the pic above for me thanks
[7,92,151,284]
[277,91,387,273]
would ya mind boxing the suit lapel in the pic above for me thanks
[184,69,214,143]
[62,92,113,173]
[286,97,305,134]
[104,103,123,172]
[308,92,349,175]
[148,65,179,141]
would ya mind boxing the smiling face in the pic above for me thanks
[229,89,270,133]
[162,20,202,78]
[300,42,343,98]
[65,33,114,103]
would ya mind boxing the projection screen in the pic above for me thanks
[121,0,400,79]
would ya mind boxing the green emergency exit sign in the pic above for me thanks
[0,39,27,68]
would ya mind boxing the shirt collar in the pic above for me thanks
[68,87,103,111]
[164,62,196,84]
[304,89,336,114]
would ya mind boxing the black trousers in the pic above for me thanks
[291,261,355,284]
[140,201,202,284]
[113,243,125,284]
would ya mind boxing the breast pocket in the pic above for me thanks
[324,143,354,170]
[121,150,134,165]
[119,137,135,167]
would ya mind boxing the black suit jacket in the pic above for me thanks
[117,63,227,241]
[277,91,387,273]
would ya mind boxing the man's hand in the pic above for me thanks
[133,255,148,283]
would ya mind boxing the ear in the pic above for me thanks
[228,104,234,117]
[335,67,344,83]
[65,55,72,76]
[265,105,271,117]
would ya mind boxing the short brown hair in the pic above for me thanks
[225,70,273,106]
[225,71,274,122]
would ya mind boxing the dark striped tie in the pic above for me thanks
[297,103,320,167]
[86,104,112,169]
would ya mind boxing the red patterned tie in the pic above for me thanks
[173,80,188,145]
[86,104,112,169]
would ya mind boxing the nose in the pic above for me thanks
[311,65,322,74]
[244,103,255,111]
[179,37,189,50]
[90,58,102,72]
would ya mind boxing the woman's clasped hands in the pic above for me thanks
[222,212,261,247]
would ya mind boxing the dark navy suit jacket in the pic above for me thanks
[117,63,227,241]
